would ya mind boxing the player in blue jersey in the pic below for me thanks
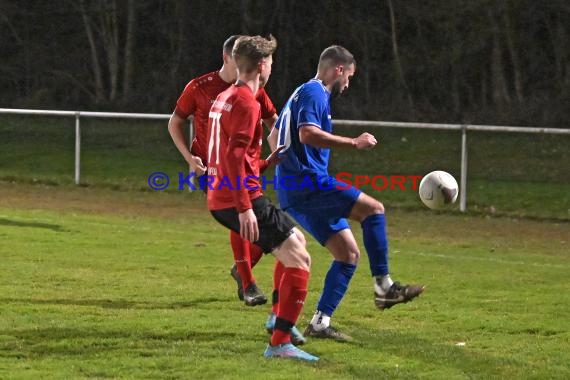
[271,45,425,341]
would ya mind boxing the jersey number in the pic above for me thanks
[208,111,222,165]
[277,107,291,152]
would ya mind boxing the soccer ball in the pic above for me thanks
[418,171,459,209]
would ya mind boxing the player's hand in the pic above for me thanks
[353,132,377,149]
[264,146,286,167]
[188,155,206,176]
[239,209,259,242]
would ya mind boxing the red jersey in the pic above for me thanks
[174,71,276,163]
[206,84,267,212]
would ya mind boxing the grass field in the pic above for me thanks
[1,115,569,378]
[0,182,568,379]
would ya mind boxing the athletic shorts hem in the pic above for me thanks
[210,196,296,253]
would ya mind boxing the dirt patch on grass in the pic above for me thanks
[0,181,205,220]
[1,181,568,255]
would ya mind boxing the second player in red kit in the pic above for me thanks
[168,36,276,307]
[207,35,318,361]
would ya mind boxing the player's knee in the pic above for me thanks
[293,228,306,247]
[353,194,385,221]
[293,236,312,270]
[349,248,360,263]
[368,199,384,215]
[301,250,311,270]
[334,246,360,264]
[343,248,360,264]
[275,235,311,271]
[290,247,311,271]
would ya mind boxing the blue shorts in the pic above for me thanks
[284,178,361,246]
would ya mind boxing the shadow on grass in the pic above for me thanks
[0,297,225,310]
[0,326,243,358]
[0,218,63,231]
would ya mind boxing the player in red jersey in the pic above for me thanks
[207,35,318,361]
[168,36,275,307]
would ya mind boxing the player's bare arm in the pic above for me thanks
[261,128,284,173]
[265,114,280,151]
[263,114,278,133]
[299,124,377,149]
[167,112,206,175]
[267,126,279,151]
[263,145,285,169]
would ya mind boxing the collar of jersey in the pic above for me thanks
[310,78,330,94]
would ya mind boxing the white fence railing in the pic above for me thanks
[1,108,569,212]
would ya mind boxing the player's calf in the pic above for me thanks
[269,233,312,348]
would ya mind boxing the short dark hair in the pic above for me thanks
[233,35,277,74]
[223,35,242,55]
[317,45,356,71]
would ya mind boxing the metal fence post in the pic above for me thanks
[459,125,468,212]
[75,112,81,185]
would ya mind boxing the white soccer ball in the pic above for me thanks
[418,171,459,209]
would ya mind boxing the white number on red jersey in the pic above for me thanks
[208,111,222,165]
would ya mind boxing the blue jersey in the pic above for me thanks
[275,79,333,208]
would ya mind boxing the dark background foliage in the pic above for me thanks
[1,0,568,126]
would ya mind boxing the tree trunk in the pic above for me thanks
[79,0,105,103]
[489,10,511,109]
[503,2,524,103]
[452,69,461,115]
[451,28,461,115]
[481,70,488,109]
[122,0,136,102]
[240,0,260,34]
[274,0,294,103]
[99,0,119,102]
[546,12,569,91]
[563,17,570,89]
[359,27,372,112]
[387,0,415,114]
[491,33,511,107]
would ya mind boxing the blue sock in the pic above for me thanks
[361,213,389,276]
[316,261,357,316]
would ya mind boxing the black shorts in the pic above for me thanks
[210,196,296,253]
[198,174,209,194]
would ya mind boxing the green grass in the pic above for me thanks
[0,183,569,379]
[1,115,569,219]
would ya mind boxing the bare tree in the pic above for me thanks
[240,0,263,34]
[489,9,511,109]
[122,0,136,102]
[503,1,524,104]
[387,0,415,114]
[78,0,137,104]
[99,0,120,101]
[545,10,569,91]
[79,0,105,102]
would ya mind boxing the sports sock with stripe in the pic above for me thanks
[229,230,255,290]
[250,242,264,268]
[271,260,286,314]
[271,267,309,346]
